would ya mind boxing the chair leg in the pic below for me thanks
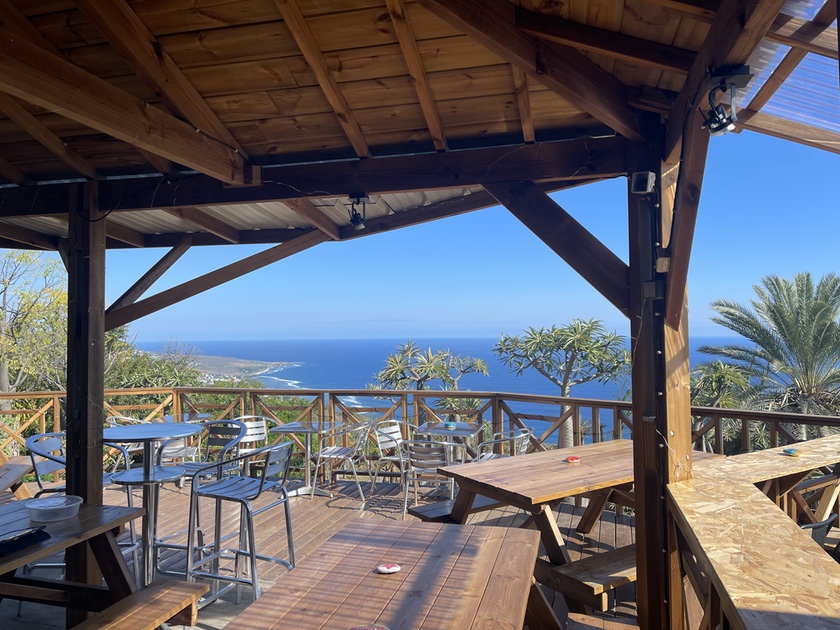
[243,502,261,601]
[370,460,381,495]
[348,461,366,507]
[283,498,295,568]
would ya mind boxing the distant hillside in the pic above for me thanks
[186,354,290,383]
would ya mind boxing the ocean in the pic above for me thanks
[136,336,736,401]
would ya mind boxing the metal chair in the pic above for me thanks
[370,420,418,494]
[401,439,465,519]
[311,424,371,504]
[233,415,282,458]
[186,442,295,605]
[475,428,533,462]
[802,512,838,547]
[154,420,247,576]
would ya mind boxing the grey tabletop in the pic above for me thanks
[104,423,202,443]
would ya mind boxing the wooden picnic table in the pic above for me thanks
[438,440,638,565]
[225,519,542,630]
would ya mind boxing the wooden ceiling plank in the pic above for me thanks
[484,181,630,316]
[516,8,695,75]
[163,207,240,244]
[644,0,719,22]
[104,229,328,330]
[109,234,193,311]
[74,0,248,159]
[742,1,837,119]
[0,221,57,250]
[665,110,710,329]
[512,67,535,143]
[418,0,645,141]
[283,198,341,240]
[105,220,146,248]
[768,13,838,59]
[0,0,64,56]
[385,0,448,151]
[134,147,173,176]
[0,26,246,185]
[0,92,99,180]
[273,0,370,158]
[664,0,788,163]
[0,152,31,185]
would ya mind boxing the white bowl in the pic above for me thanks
[25,495,82,522]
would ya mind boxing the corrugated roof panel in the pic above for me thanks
[763,53,840,134]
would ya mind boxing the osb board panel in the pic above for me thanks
[669,477,840,630]
[693,435,840,485]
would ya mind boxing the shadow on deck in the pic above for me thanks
[1,476,637,629]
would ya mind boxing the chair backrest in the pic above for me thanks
[801,513,838,546]
[234,416,275,455]
[196,420,247,463]
[404,440,463,477]
[105,415,146,426]
[26,432,67,492]
[477,428,533,461]
[261,441,294,487]
[372,421,410,454]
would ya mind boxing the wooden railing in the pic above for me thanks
[1,386,839,459]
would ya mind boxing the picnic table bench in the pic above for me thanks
[0,455,35,499]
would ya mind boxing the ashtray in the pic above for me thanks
[25,495,82,522]
[349,625,390,630]
[565,456,581,463]
[376,563,401,574]
[443,423,457,430]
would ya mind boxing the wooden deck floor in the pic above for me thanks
[2,476,638,629]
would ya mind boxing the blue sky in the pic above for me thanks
[104,131,839,343]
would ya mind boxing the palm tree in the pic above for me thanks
[699,273,840,437]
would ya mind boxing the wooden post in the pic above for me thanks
[65,181,106,626]
[628,139,693,629]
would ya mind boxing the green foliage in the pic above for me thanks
[105,339,202,390]
[494,318,630,396]
[369,340,489,391]
[700,273,840,416]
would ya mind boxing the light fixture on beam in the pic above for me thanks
[347,194,368,230]
[702,66,751,137]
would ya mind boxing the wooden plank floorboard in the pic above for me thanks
[2,478,638,628]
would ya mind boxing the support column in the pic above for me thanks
[65,181,106,626]
[628,141,693,629]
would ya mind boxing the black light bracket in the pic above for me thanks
[702,65,752,136]
[347,193,369,230]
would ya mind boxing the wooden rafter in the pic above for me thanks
[0,26,246,185]
[740,1,837,122]
[385,0,447,151]
[0,221,57,250]
[664,0,788,163]
[283,199,341,240]
[767,13,838,59]
[0,93,98,180]
[512,67,535,143]
[105,221,145,248]
[273,0,370,158]
[0,152,30,185]
[419,0,645,141]
[104,229,328,329]
[74,0,248,159]
[741,113,840,154]
[516,8,694,75]
[163,207,240,244]
[109,235,193,312]
[645,0,719,22]
[484,181,630,316]
[664,110,711,329]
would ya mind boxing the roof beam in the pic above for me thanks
[386,0,447,151]
[105,229,328,329]
[0,92,99,180]
[484,181,630,316]
[0,152,31,185]
[283,199,341,240]
[0,221,58,250]
[418,0,645,141]
[516,8,694,75]
[73,0,248,159]
[644,0,719,22]
[664,111,710,329]
[740,112,840,154]
[162,207,240,244]
[109,235,193,311]
[273,0,370,158]
[0,26,246,185]
[664,0,787,163]
[512,67,535,143]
